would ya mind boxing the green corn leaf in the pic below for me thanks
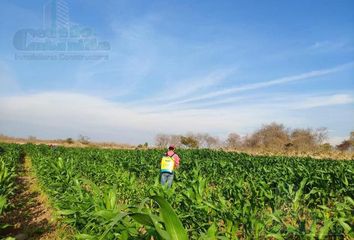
[268,213,281,223]
[151,196,188,240]
[337,218,351,233]
[207,223,217,237]
[0,195,6,214]
[105,186,117,210]
[345,196,354,206]
[342,176,348,186]
[266,233,284,240]
[1,224,10,230]
[94,210,119,221]
[56,209,76,215]
[119,230,129,240]
[130,212,155,227]
[318,220,333,240]
[75,234,96,239]
[99,212,128,240]
[293,178,307,211]
[137,197,151,212]
[306,221,317,240]
[150,213,171,240]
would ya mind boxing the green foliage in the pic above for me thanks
[0,143,22,229]
[13,144,354,239]
[131,196,188,240]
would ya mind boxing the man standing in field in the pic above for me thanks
[160,145,180,187]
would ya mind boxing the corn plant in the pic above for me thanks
[0,144,22,229]
[18,144,354,239]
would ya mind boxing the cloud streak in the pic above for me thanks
[130,68,236,105]
[163,62,354,106]
[294,94,354,109]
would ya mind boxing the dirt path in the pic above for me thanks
[0,157,59,240]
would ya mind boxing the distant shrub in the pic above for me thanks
[78,135,90,145]
[66,138,74,144]
[27,136,37,143]
[336,140,353,152]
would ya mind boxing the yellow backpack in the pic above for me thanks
[160,154,175,173]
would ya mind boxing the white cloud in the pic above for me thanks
[327,136,347,146]
[139,90,354,114]
[0,91,353,145]
[165,62,354,106]
[131,68,236,105]
[309,40,353,52]
[310,41,332,49]
[0,91,294,143]
[160,68,234,100]
[294,94,354,109]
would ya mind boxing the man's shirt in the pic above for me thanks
[166,150,180,168]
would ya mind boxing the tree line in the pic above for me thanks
[155,122,354,152]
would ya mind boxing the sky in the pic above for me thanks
[0,0,353,145]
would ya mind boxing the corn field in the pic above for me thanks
[0,144,23,230]
[0,143,353,239]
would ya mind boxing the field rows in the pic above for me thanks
[1,143,353,239]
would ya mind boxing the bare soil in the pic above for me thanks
[0,158,58,240]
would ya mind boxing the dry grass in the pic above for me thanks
[226,148,354,160]
[1,134,352,160]
[0,134,134,149]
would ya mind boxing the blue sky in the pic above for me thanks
[0,0,353,145]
